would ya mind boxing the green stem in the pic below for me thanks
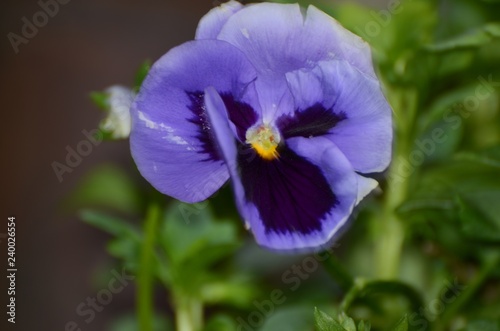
[321,254,354,291]
[174,293,203,331]
[374,87,418,279]
[340,279,424,313]
[340,278,366,312]
[374,154,409,279]
[138,203,161,331]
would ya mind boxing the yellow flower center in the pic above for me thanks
[246,124,281,160]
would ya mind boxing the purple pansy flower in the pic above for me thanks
[130,1,392,251]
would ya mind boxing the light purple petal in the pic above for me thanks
[356,175,379,205]
[130,40,256,203]
[217,3,306,76]
[196,1,243,40]
[253,77,295,123]
[216,3,375,119]
[322,60,392,173]
[285,59,392,174]
[284,67,324,111]
[304,6,375,78]
[217,3,374,77]
[203,87,238,158]
[203,86,246,211]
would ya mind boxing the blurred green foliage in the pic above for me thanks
[77,0,500,330]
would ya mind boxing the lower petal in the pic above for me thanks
[245,136,357,251]
[205,88,358,251]
[356,174,379,205]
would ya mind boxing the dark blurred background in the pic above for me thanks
[0,0,383,330]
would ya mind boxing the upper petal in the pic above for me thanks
[216,3,375,119]
[217,3,374,77]
[130,40,256,203]
[195,1,243,40]
[304,6,375,77]
[217,3,306,76]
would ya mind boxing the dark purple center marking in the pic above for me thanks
[187,91,220,162]
[187,93,343,235]
[187,91,258,162]
[237,104,346,235]
[278,103,346,139]
[220,93,258,141]
[238,143,338,235]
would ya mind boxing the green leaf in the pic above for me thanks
[134,60,151,91]
[357,320,371,331]
[419,84,476,131]
[335,0,437,85]
[259,306,314,331]
[65,164,142,214]
[414,118,463,165]
[425,23,500,53]
[88,90,120,142]
[314,308,339,331]
[460,320,500,331]
[313,308,370,331]
[203,314,238,331]
[200,276,260,308]
[400,147,500,255]
[338,312,357,331]
[80,207,169,282]
[391,315,408,331]
[80,209,143,270]
[107,236,141,271]
[79,209,140,241]
[90,91,109,111]
[457,194,500,243]
[160,202,239,266]
[321,254,355,291]
[454,149,500,169]
[314,308,350,331]
[158,201,242,300]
